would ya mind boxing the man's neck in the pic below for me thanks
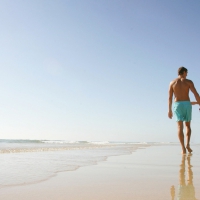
[178,75,186,79]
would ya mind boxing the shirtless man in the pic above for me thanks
[168,67,200,154]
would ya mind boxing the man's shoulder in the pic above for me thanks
[185,78,193,83]
[170,78,193,83]
[184,79,194,86]
[170,78,179,85]
[169,78,194,88]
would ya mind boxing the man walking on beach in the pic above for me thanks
[168,67,200,154]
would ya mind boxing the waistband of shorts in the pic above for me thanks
[174,101,191,105]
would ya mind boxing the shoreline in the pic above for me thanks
[0,143,150,188]
[1,145,200,200]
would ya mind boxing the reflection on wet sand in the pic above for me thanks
[171,154,197,200]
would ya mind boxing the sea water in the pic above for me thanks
[0,139,151,188]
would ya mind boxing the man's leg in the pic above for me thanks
[185,121,192,153]
[177,121,186,154]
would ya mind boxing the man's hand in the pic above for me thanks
[168,110,173,119]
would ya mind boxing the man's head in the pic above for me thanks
[178,66,188,77]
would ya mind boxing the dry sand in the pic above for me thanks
[1,145,200,200]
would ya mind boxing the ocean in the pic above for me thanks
[0,139,179,188]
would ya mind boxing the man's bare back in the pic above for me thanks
[170,78,192,102]
[169,73,199,116]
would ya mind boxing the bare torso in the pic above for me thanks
[171,78,191,102]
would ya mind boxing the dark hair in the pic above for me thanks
[178,67,188,75]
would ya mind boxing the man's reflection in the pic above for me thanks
[171,154,197,200]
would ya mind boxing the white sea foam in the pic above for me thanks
[90,141,110,145]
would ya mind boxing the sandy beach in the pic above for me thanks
[1,144,200,200]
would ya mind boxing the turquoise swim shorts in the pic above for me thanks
[173,101,192,122]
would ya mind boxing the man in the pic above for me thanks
[168,67,200,154]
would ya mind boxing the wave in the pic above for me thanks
[90,141,110,145]
[0,139,43,144]
[0,139,111,145]
[41,140,111,145]
[0,139,184,145]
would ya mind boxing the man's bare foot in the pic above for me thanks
[182,148,187,154]
[186,146,193,153]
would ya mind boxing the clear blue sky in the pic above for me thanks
[0,0,200,142]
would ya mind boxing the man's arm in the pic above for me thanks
[168,82,173,119]
[191,102,198,105]
[189,81,200,105]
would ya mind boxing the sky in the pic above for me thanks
[0,0,200,143]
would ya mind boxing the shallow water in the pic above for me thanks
[0,140,150,187]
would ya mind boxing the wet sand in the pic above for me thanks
[1,145,200,200]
